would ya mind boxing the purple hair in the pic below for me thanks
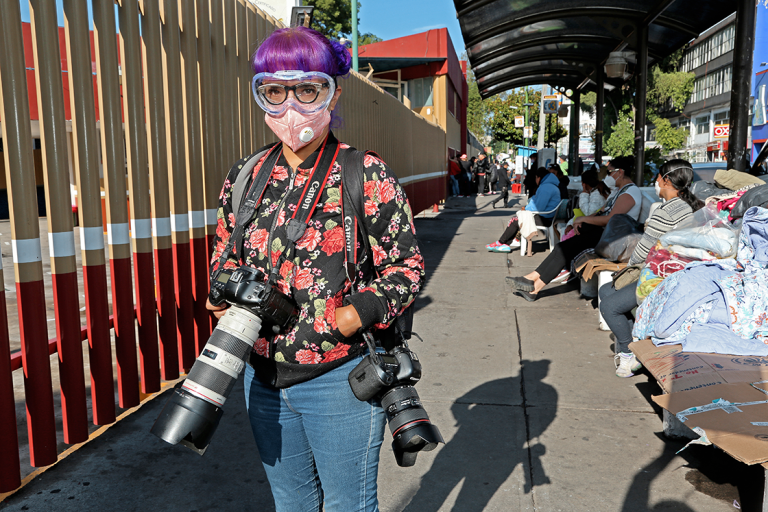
[251,26,352,77]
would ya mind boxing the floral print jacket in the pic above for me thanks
[210,133,425,387]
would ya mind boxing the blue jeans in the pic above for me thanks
[244,355,385,512]
[450,175,460,196]
[598,282,638,354]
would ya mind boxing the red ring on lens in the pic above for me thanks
[392,419,430,437]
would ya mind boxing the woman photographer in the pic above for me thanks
[599,159,703,378]
[206,26,424,511]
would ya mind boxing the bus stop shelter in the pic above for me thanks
[454,0,756,179]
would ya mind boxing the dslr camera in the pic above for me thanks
[348,329,444,467]
[151,266,297,454]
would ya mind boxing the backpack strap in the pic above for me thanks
[339,148,372,284]
[231,142,279,216]
[339,148,414,343]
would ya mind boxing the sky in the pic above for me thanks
[357,0,467,60]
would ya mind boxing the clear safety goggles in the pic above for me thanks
[251,70,336,115]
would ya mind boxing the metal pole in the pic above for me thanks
[352,0,358,72]
[118,0,160,394]
[727,0,756,172]
[141,0,179,381]
[0,0,52,480]
[634,24,649,186]
[93,0,140,409]
[537,85,546,149]
[29,0,88,444]
[569,92,580,175]
[63,0,116,426]
[596,66,604,166]
[524,87,529,147]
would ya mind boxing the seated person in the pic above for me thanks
[598,160,704,378]
[507,156,641,301]
[556,169,612,239]
[548,163,570,200]
[486,167,561,252]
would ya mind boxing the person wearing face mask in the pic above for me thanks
[507,156,642,301]
[598,160,703,378]
[206,26,424,512]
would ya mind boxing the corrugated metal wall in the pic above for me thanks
[0,0,446,494]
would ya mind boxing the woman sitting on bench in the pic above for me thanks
[598,160,703,378]
[507,156,642,301]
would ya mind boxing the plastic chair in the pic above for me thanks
[520,199,569,256]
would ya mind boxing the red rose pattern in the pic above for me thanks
[210,143,425,366]
[319,226,345,256]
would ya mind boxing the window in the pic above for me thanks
[696,115,710,135]
[681,24,736,72]
[714,110,730,123]
[408,77,433,108]
[691,65,732,103]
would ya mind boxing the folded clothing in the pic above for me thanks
[659,226,737,258]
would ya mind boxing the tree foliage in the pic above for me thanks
[465,61,489,141]
[485,89,568,148]
[600,47,695,157]
[603,117,635,157]
[306,0,359,40]
[653,117,689,153]
[358,33,382,46]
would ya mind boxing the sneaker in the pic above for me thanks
[486,241,502,250]
[491,244,512,253]
[506,276,535,291]
[614,352,642,378]
[508,239,521,248]
[551,269,571,284]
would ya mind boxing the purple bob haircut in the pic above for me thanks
[251,26,352,76]
[251,27,352,128]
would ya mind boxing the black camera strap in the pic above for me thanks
[214,143,283,275]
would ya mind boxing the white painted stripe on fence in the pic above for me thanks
[80,226,105,251]
[48,231,76,258]
[131,218,152,239]
[188,210,206,229]
[205,209,218,226]
[107,223,130,245]
[152,217,172,238]
[171,213,189,233]
[12,238,42,264]
[398,171,447,185]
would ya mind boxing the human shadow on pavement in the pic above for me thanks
[401,360,556,512]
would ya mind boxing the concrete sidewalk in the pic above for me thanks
[1,194,764,511]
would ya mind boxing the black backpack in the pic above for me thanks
[229,143,414,346]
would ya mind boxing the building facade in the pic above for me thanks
[357,28,469,158]
[664,14,738,163]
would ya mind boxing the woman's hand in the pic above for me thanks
[564,225,574,236]
[335,305,362,338]
[206,298,229,319]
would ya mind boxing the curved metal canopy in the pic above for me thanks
[454,0,737,98]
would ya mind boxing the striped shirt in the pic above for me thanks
[629,197,694,265]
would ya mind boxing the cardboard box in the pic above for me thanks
[653,381,768,465]
[630,339,768,394]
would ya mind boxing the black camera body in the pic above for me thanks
[348,334,442,467]
[348,346,422,402]
[210,266,297,334]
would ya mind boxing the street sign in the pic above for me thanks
[515,116,524,127]
[713,124,730,138]
[543,99,559,114]
[523,126,533,138]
